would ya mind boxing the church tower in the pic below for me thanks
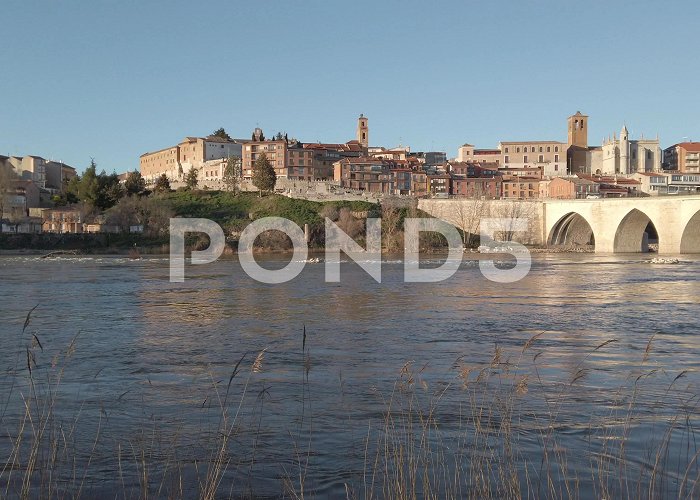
[620,125,629,174]
[357,114,368,148]
[567,111,588,148]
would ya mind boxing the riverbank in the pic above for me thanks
[2,192,605,255]
[0,243,596,257]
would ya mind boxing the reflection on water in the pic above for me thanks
[1,254,699,497]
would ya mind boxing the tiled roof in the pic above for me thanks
[500,141,566,145]
[679,142,700,152]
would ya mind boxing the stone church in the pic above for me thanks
[567,112,661,175]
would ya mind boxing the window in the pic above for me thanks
[555,154,559,162]
[539,147,543,152]
[524,155,528,163]
[547,146,551,153]
[504,155,509,163]
[555,146,559,152]
[538,155,544,162]
[531,147,536,153]
[505,147,509,153]
[516,147,520,153]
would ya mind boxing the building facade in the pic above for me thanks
[499,141,567,177]
[600,126,661,175]
[546,177,599,199]
[7,156,76,192]
[140,135,243,183]
[456,145,502,165]
[663,142,700,173]
[333,157,394,193]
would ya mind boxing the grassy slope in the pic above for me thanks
[162,190,378,231]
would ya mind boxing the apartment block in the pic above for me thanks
[450,175,502,198]
[303,142,364,180]
[333,157,394,193]
[501,176,542,200]
[663,142,700,173]
[7,155,76,192]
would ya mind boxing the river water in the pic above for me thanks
[1,254,699,498]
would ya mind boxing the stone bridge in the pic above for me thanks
[418,196,700,254]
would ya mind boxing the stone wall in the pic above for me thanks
[418,199,545,245]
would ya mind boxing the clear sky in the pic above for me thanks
[2,0,699,174]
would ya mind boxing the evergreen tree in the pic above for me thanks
[76,159,99,206]
[185,168,199,190]
[251,153,276,196]
[124,171,146,196]
[95,170,123,209]
[222,156,242,194]
[153,173,171,193]
[212,128,232,140]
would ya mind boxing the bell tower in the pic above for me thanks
[567,111,588,148]
[357,114,368,148]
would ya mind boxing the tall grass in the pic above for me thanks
[1,311,698,499]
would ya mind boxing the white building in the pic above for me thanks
[599,125,661,175]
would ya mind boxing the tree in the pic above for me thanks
[222,156,242,194]
[107,195,173,236]
[380,197,404,252]
[251,153,276,196]
[453,183,487,247]
[492,200,536,243]
[153,173,171,193]
[185,168,199,190]
[95,170,123,209]
[73,159,100,206]
[124,171,146,196]
[212,128,232,141]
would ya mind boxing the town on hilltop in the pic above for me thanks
[1,111,699,235]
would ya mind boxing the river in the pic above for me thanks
[1,254,699,498]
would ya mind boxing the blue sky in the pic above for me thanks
[1,0,698,174]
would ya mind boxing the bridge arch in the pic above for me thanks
[680,210,700,253]
[613,209,659,253]
[548,212,595,248]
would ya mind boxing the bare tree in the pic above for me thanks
[491,200,537,243]
[380,197,404,252]
[453,184,487,247]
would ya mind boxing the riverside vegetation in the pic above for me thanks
[1,308,699,499]
[1,190,453,254]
